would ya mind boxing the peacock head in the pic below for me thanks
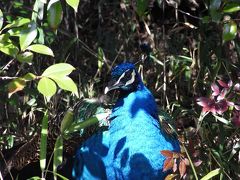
[104,63,141,95]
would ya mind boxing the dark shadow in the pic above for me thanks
[72,132,109,179]
[114,137,126,158]
[120,149,129,168]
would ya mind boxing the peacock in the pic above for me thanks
[72,62,180,179]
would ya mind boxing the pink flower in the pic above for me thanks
[215,100,228,114]
[197,97,228,114]
[211,83,220,96]
[217,80,232,89]
[234,83,240,92]
[197,97,215,113]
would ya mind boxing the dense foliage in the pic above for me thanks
[0,0,240,179]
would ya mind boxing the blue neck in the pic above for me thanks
[110,82,159,125]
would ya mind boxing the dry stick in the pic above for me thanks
[182,144,199,180]
[0,151,14,180]
[1,59,14,71]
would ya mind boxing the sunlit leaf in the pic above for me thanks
[8,78,26,97]
[223,2,240,13]
[65,0,80,12]
[160,150,173,158]
[40,111,48,171]
[60,109,74,134]
[163,158,173,172]
[164,174,178,180]
[47,0,63,31]
[223,21,237,42]
[179,160,186,178]
[50,75,79,97]
[173,159,177,172]
[0,33,10,42]
[19,21,38,50]
[183,158,190,165]
[32,0,44,21]
[228,141,240,161]
[98,47,105,71]
[17,51,34,63]
[26,44,54,56]
[27,177,42,180]
[213,114,231,125]
[0,9,3,30]
[53,136,63,180]
[200,168,221,180]
[2,18,30,31]
[42,63,75,77]
[0,41,19,57]
[66,117,99,134]
[37,77,57,100]
[23,73,37,81]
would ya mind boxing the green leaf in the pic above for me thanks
[66,111,110,134]
[23,73,37,81]
[26,44,54,56]
[42,63,75,77]
[27,176,42,180]
[8,78,26,97]
[213,115,231,125]
[47,0,63,31]
[60,109,74,134]
[0,9,3,30]
[50,75,78,97]
[19,21,38,50]
[136,0,148,18]
[223,21,237,42]
[1,18,30,31]
[37,77,57,100]
[53,136,63,180]
[228,141,240,161]
[0,33,10,42]
[65,0,80,12]
[0,41,19,57]
[98,47,104,70]
[32,0,45,21]
[223,2,240,13]
[40,111,48,171]
[66,117,99,134]
[17,51,34,63]
[200,168,221,180]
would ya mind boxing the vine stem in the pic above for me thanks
[182,143,199,180]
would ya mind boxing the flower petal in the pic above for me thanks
[196,97,210,107]
[211,83,220,96]
[217,80,228,88]
[234,83,240,92]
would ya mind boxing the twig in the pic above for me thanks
[1,59,15,71]
[177,9,202,20]
[0,151,14,180]
[0,76,18,80]
[182,143,199,180]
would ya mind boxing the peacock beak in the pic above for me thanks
[104,69,137,94]
[104,81,123,94]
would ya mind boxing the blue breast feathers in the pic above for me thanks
[72,63,180,180]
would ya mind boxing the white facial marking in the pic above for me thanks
[104,87,109,94]
[113,71,127,87]
[125,70,136,86]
